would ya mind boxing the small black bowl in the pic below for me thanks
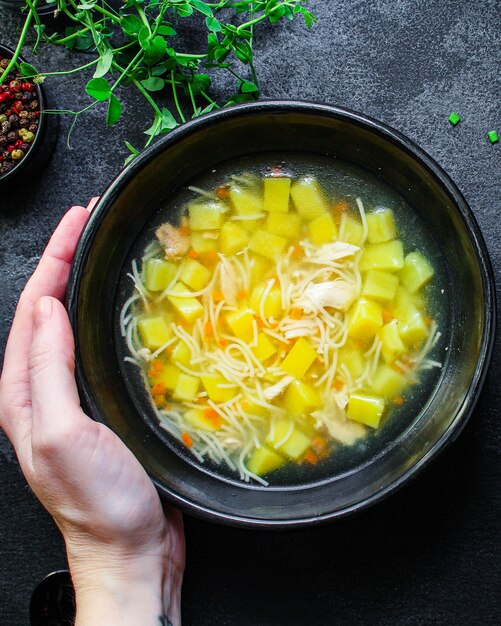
[0,43,58,188]
[67,102,496,528]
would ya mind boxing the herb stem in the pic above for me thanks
[171,70,186,124]
[0,0,37,84]
[137,6,151,33]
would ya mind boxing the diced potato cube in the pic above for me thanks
[243,401,269,418]
[200,374,237,403]
[247,445,286,476]
[266,419,311,460]
[399,251,434,293]
[249,229,287,260]
[144,258,177,292]
[156,364,181,390]
[247,256,268,288]
[397,309,429,348]
[366,208,396,243]
[249,283,282,318]
[173,373,199,401]
[167,282,204,323]
[394,286,425,311]
[252,332,277,362]
[264,177,291,212]
[379,320,406,364]
[184,408,220,432]
[266,212,302,239]
[359,240,404,272]
[138,316,172,350]
[337,345,366,378]
[280,338,317,379]
[282,380,321,416]
[171,340,191,367]
[190,231,218,254]
[229,186,263,216]
[219,222,249,254]
[225,308,255,341]
[371,364,406,398]
[340,214,365,246]
[290,177,328,220]
[189,202,224,230]
[347,392,385,428]
[362,270,399,302]
[180,258,211,291]
[308,212,338,245]
[347,298,383,340]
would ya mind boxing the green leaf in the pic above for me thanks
[106,94,122,126]
[152,65,168,77]
[268,6,286,23]
[138,25,151,49]
[19,62,38,78]
[93,49,113,78]
[241,80,258,94]
[157,24,176,36]
[159,108,178,132]
[191,73,211,95]
[125,140,139,155]
[177,2,193,17]
[121,14,143,36]
[142,35,168,65]
[233,40,252,63]
[86,77,111,101]
[205,16,222,32]
[191,0,213,17]
[141,76,165,91]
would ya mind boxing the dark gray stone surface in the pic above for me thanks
[0,2,500,624]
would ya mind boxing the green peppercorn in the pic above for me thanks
[0,114,7,123]
[11,149,24,160]
[23,131,35,143]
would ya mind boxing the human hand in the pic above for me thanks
[0,202,185,626]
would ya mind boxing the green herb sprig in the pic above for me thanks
[1,0,316,162]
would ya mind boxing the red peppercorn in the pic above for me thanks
[21,82,34,92]
[4,90,13,99]
[0,94,6,103]
[7,145,15,153]
[14,140,23,149]
[34,111,39,117]
[0,156,3,163]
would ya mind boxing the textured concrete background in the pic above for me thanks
[0,2,500,624]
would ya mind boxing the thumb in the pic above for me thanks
[29,297,84,443]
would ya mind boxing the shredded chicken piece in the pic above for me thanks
[300,280,356,312]
[263,376,294,401]
[312,393,366,445]
[316,241,359,260]
[156,223,190,258]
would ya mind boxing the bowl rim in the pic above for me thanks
[0,42,48,183]
[67,100,497,528]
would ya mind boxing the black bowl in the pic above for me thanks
[67,102,495,528]
[0,43,58,188]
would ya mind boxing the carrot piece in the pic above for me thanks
[218,338,227,348]
[181,432,193,448]
[237,289,248,300]
[333,199,349,214]
[291,244,303,260]
[290,307,302,320]
[179,225,190,236]
[332,377,344,391]
[203,407,219,419]
[213,289,224,303]
[151,382,166,396]
[187,249,199,259]
[153,395,165,408]
[216,186,230,199]
[256,318,264,329]
[166,404,172,411]
[204,322,213,337]
[311,436,327,454]
[303,449,318,465]
[392,396,405,406]
[382,309,394,324]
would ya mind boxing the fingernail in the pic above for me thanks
[35,297,53,326]
[86,197,100,213]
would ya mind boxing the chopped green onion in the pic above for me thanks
[487,130,499,144]
[448,112,461,126]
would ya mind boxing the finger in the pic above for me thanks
[29,297,85,444]
[87,196,100,212]
[0,206,89,449]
